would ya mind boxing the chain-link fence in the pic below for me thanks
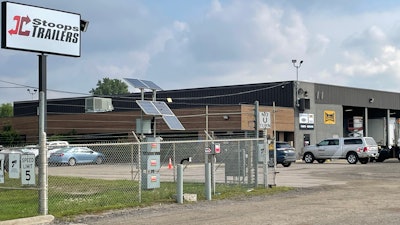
[0,137,268,220]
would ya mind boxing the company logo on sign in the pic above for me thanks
[8,15,79,43]
[324,110,336,124]
[8,15,31,36]
[2,2,82,57]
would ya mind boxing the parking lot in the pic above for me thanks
[49,159,400,225]
[48,159,353,187]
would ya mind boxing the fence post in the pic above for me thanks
[176,164,183,204]
[205,162,212,200]
[173,143,176,182]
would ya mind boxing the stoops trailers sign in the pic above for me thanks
[1,1,81,57]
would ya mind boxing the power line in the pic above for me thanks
[169,81,291,100]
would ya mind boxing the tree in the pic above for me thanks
[0,103,13,118]
[90,78,129,95]
[0,124,21,146]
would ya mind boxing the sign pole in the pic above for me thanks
[38,54,48,215]
[254,101,259,187]
[39,54,47,130]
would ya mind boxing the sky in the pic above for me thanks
[2,0,400,104]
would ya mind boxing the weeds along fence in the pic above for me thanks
[0,137,265,219]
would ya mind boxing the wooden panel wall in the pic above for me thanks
[0,105,293,143]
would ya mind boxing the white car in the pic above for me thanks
[302,137,379,164]
[23,145,39,157]
[22,141,69,159]
[47,141,69,158]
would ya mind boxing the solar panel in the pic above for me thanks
[163,115,185,130]
[141,80,163,91]
[136,100,185,130]
[124,78,163,91]
[136,100,161,115]
[153,101,174,115]
[124,78,147,89]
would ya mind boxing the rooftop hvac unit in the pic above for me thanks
[85,97,114,113]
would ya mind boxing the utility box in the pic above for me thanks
[141,155,160,170]
[142,173,160,189]
[136,119,152,134]
[85,97,114,113]
[141,136,162,190]
[144,137,161,153]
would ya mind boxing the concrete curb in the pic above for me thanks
[0,215,54,225]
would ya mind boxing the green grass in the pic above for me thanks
[0,176,293,221]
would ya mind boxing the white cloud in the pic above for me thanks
[4,0,400,103]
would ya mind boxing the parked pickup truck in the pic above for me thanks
[301,137,379,164]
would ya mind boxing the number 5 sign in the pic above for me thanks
[21,154,36,185]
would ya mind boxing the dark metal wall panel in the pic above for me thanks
[13,81,295,116]
[156,81,294,108]
[315,83,400,110]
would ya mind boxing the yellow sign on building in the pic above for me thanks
[324,110,336,124]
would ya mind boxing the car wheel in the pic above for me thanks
[95,157,103,165]
[303,153,314,163]
[68,158,76,166]
[282,162,291,167]
[317,159,326,164]
[359,158,369,164]
[347,152,358,164]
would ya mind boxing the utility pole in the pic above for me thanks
[292,59,303,107]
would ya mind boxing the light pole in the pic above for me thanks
[27,88,37,100]
[292,59,303,107]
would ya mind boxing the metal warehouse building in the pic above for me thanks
[6,80,400,157]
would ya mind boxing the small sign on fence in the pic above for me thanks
[8,153,20,179]
[21,154,36,185]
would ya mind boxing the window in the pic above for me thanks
[328,139,339,145]
[318,140,329,146]
[344,139,362,145]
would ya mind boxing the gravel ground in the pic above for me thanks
[50,160,400,225]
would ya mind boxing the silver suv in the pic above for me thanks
[302,137,379,164]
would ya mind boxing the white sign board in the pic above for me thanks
[21,154,36,185]
[8,153,20,179]
[0,154,4,183]
[259,112,271,129]
[1,1,81,57]
[299,113,315,124]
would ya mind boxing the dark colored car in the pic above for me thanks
[376,147,400,162]
[269,141,297,167]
